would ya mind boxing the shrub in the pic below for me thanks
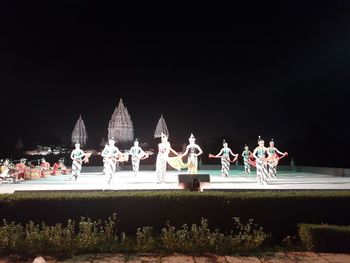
[160,217,269,254]
[0,220,24,254]
[298,223,350,252]
[76,214,119,254]
[135,226,158,252]
[231,217,269,253]
[0,215,268,256]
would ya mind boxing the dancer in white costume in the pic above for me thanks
[214,140,238,177]
[69,142,86,180]
[242,145,252,174]
[101,139,121,184]
[266,139,288,178]
[155,133,178,183]
[252,136,268,185]
[129,138,146,176]
[181,134,203,174]
[101,143,108,175]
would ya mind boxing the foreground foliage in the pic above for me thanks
[1,191,349,245]
[298,223,350,252]
[0,214,268,256]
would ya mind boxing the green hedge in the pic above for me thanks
[298,223,350,252]
[1,191,350,242]
[0,214,268,256]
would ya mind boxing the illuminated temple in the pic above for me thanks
[108,98,134,144]
[71,115,88,146]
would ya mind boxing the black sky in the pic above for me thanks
[0,1,350,166]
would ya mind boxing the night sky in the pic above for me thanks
[0,1,350,167]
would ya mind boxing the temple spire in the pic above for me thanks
[154,114,169,138]
[108,98,134,144]
[71,115,88,146]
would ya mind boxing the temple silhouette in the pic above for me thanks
[108,99,134,145]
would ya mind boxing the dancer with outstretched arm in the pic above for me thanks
[266,139,288,178]
[209,139,238,177]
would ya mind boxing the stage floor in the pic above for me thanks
[1,170,350,194]
[2,169,350,194]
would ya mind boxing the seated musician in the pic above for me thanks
[0,159,10,181]
[15,158,27,181]
[40,158,51,177]
[52,158,68,175]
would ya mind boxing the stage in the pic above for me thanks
[1,169,350,194]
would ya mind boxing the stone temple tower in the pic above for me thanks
[154,114,169,138]
[108,98,134,144]
[71,115,88,146]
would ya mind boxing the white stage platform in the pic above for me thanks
[1,170,350,194]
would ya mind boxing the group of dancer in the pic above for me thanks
[211,136,288,185]
[68,133,288,185]
[251,136,288,185]
[98,138,148,184]
[155,133,287,185]
[156,133,203,183]
[151,133,287,185]
[69,133,204,184]
[2,134,287,186]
